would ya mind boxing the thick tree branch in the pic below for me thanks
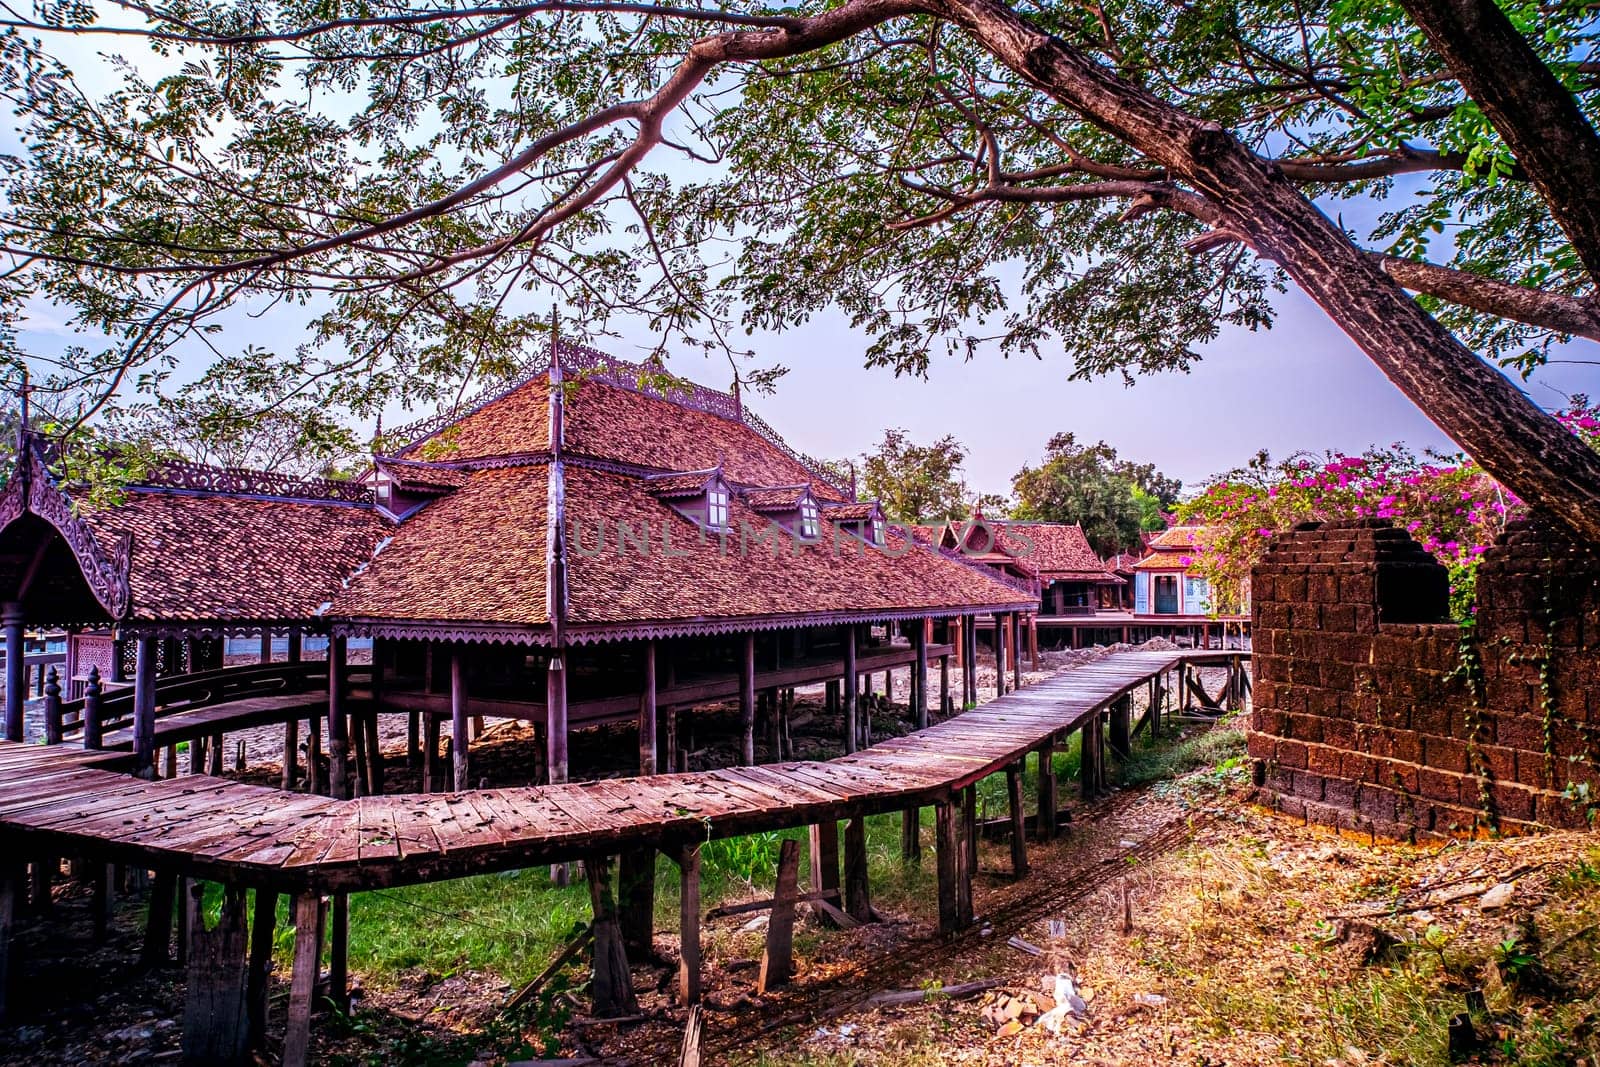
[1396,0,1600,287]
[1374,254,1600,344]
[936,0,1600,545]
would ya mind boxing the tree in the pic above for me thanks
[1010,432,1177,554]
[857,428,972,521]
[3,0,1600,541]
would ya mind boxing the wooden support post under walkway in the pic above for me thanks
[757,838,800,993]
[329,893,350,1015]
[142,869,177,966]
[451,646,469,792]
[618,849,654,958]
[675,844,702,1006]
[1006,763,1028,878]
[586,853,639,1018]
[0,868,14,1023]
[246,890,278,1049]
[1036,741,1058,842]
[182,882,251,1067]
[1110,695,1132,761]
[282,892,323,1067]
[844,815,871,923]
[808,821,840,928]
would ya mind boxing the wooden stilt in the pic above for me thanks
[618,849,655,957]
[364,712,383,794]
[913,621,928,729]
[327,636,349,800]
[142,870,177,966]
[175,877,191,966]
[1036,742,1058,842]
[450,646,469,791]
[738,635,756,766]
[808,821,840,927]
[639,641,657,776]
[1012,614,1023,690]
[182,883,252,1066]
[1006,764,1028,878]
[350,714,368,799]
[843,815,871,923]
[246,889,278,1048]
[329,893,349,1014]
[282,893,322,1067]
[307,715,323,795]
[282,719,298,790]
[547,651,568,786]
[676,845,701,1006]
[31,856,53,913]
[994,614,1007,698]
[406,711,420,769]
[842,627,858,754]
[92,863,114,943]
[934,801,969,935]
[164,743,179,779]
[423,715,441,793]
[757,839,800,993]
[664,705,679,775]
[586,854,639,1017]
[1080,719,1099,800]
[957,790,975,925]
[939,654,951,717]
[1110,694,1132,760]
[900,806,921,864]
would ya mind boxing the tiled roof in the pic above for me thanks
[1103,551,1142,574]
[1146,525,1212,550]
[81,492,384,621]
[823,502,878,521]
[744,485,808,511]
[563,467,1030,627]
[378,459,473,492]
[330,467,551,625]
[1133,526,1214,571]
[995,522,1108,579]
[646,470,718,498]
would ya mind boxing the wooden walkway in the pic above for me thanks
[0,647,1245,1066]
[0,649,1232,893]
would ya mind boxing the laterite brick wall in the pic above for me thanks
[1247,517,1600,840]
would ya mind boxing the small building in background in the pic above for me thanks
[1130,525,1246,618]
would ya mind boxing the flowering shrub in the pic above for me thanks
[1177,398,1600,621]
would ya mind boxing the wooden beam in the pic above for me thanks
[451,646,469,792]
[843,815,871,923]
[182,883,251,1066]
[618,849,654,958]
[757,838,800,993]
[808,821,840,927]
[327,636,349,800]
[842,627,858,754]
[676,845,701,1006]
[586,854,639,1017]
[246,889,278,1048]
[282,893,322,1067]
[739,635,756,766]
[547,652,569,785]
[639,642,657,776]
[1006,764,1028,878]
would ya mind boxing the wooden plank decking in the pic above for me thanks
[0,649,1240,893]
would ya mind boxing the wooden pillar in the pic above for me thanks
[843,815,872,923]
[913,621,928,729]
[328,893,349,1014]
[451,645,469,791]
[618,849,655,958]
[41,667,61,744]
[0,870,11,1022]
[1013,614,1024,690]
[282,717,298,790]
[935,799,971,935]
[994,614,1007,698]
[952,616,963,667]
[91,863,114,943]
[638,641,657,776]
[842,627,858,754]
[1036,742,1058,842]
[808,821,839,925]
[245,889,278,1048]
[676,845,701,1006]
[423,714,441,793]
[307,715,323,795]
[1081,717,1100,800]
[182,883,251,1066]
[258,630,273,665]
[546,651,568,785]
[286,627,302,663]
[966,616,978,704]
[3,603,23,743]
[586,854,639,1017]
[133,636,158,778]
[758,838,800,993]
[1029,614,1040,670]
[738,634,756,766]
[82,665,103,749]
[1006,763,1028,878]
[1110,694,1132,761]
[367,641,385,794]
[189,732,206,775]
[962,784,978,879]
[282,893,322,1067]
[142,869,177,965]
[326,635,349,799]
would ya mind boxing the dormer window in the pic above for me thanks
[707,483,730,531]
[800,497,820,540]
[375,472,393,510]
[871,518,885,546]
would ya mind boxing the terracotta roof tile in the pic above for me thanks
[330,467,551,625]
[645,470,718,498]
[821,502,878,521]
[564,467,1030,627]
[743,485,808,511]
[82,492,384,621]
[997,522,1112,581]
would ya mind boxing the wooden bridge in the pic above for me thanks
[0,647,1248,1066]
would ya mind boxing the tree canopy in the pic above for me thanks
[855,428,973,521]
[1,0,1599,539]
[1010,432,1178,554]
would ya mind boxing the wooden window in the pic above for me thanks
[800,497,820,539]
[871,518,885,546]
[707,484,730,531]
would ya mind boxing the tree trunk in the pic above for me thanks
[1395,0,1600,289]
[944,0,1600,545]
